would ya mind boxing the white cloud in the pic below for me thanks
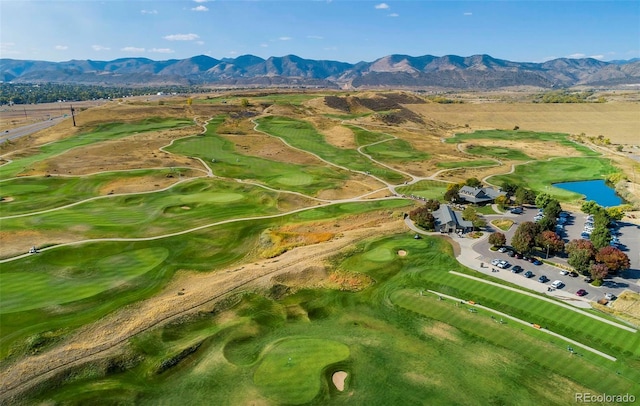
[307,35,324,40]
[229,51,238,55]
[92,45,110,51]
[149,48,175,54]
[54,45,68,50]
[567,53,586,58]
[121,46,145,53]
[196,41,205,45]
[260,43,269,48]
[388,13,399,17]
[164,33,200,41]
[589,54,604,60]
[193,0,208,2]
[141,9,158,14]
[464,12,472,16]
[279,36,292,41]
[324,46,337,51]
[191,5,208,11]
[375,3,389,9]
[0,42,20,55]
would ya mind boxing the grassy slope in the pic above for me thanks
[28,234,639,405]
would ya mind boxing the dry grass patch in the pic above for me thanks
[406,102,640,145]
[220,132,324,166]
[491,219,514,231]
[422,321,461,343]
[97,169,203,195]
[28,127,199,176]
[0,230,79,258]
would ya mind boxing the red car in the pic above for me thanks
[576,289,588,297]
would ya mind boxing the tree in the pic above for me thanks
[595,246,630,275]
[465,177,482,188]
[535,193,552,209]
[424,199,440,212]
[444,183,462,203]
[511,221,539,254]
[537,216,556,232]
[581,200,601,215]
[606,206,625,222]
[462,206,485,229]
[501,182,518,196]
[514,187,536,205]
[566,239,596,274]
[536,230,564,257]
[494,195,509,210]
[543,200,562,219]
[240,98,250,107]
[409,207,436,230]
[488,232,507,247]
[589,227,611,250]
[590,263,609,282]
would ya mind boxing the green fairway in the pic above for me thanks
[166,116,351,195]
[490,157,620,201]
[23,233,640,405]
[254,338,350,404]
[0,118,195,179]
[255,116,408,183]
[1,247,168,313]
[0,169,185,216]
[445,129,600,157]
[362,138,431,162]
[465,144,532,160]
[396,179,450,200]
[436,159,497,169]
[343,124,392,146]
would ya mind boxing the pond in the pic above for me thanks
[553,179,623,207]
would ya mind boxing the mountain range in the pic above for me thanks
[2,54,640,90]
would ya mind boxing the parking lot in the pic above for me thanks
[473,205,640,303]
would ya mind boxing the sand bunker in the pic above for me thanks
[332,371,348,391]
[397,250,407,257]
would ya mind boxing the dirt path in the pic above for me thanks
[0,221,405,402]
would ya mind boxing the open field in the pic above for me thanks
[1,90,639,404]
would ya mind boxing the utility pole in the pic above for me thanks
[70,105,76,127]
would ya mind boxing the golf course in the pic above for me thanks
[0,90,639,404]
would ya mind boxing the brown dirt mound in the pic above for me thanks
[397,250,407,256]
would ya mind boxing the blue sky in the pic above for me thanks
[1,1,639,63]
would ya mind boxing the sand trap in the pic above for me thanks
[0,197,15,203]
[397,250,407,257]
[332,371,348,391]
[181,206,191,210]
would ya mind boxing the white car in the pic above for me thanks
[551,280,565,289]
[605,293,616,300]
[491,259,501,266]
[559,270,569,275]
[497,260,510,269]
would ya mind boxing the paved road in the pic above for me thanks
[0,116,66,143]
[475,206,640,302]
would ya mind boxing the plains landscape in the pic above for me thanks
[0,88,639,404]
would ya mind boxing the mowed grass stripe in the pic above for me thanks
[419,268,640,356]
[391,290,637,394]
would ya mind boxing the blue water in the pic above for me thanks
[554,179,623,207]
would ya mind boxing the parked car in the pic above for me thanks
[569,272,579,278]
[510,207,523,214]
[511,265,523,273]
[491,259,501,266]
[560,270,569,275]
[605,293,616,300]
[523,271,534,278]
[584,276,594,283]
[497,260,510,269]
[538,275,549,283]
[507,250,515,257]
[551,280,565,289]
[532,259,542,266]
[514,253,523,259]
[576,289,588,297]
[498,247,508,253]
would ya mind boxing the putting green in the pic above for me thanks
[275,174,314,186]
[363,246,395,262]
[0,247,168,313]
[254,338,350,404]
